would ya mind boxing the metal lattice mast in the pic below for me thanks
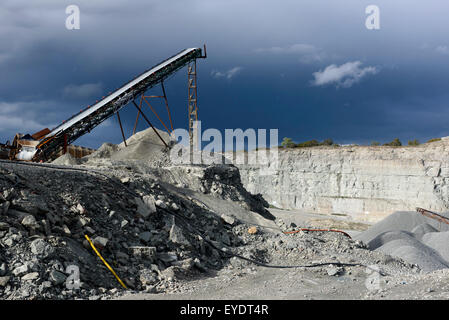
[188,60,199,151]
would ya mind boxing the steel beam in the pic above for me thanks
[188,60,199,149]
[116,111,127,147]
[416,207,449,227]
[161,81,174,132]
[131,100,168,148]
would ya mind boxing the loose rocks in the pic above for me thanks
[30,238,55,259]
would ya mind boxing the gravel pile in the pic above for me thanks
[355,211,449,271]
[0,161,262,300]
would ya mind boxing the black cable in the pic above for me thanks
[157,206,389,276]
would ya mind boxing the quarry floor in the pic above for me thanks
[121,264,449,300]
[120,209,447,301]
[2,127,448,301]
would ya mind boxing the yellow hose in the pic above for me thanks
[84,234,127,289]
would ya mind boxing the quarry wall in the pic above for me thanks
[233,138,449,222]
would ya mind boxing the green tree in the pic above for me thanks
[320,138,334,146]
[281,137,295,148]
[383,138,402,147]
[296,139,320,148]
[408,139,420,146]
[371,141,380,146]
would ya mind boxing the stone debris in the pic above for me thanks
[92,236,109,250]
[0,127,427,300]
[326,265,342,276]
[0,131,271,299]
[135,196,157,218]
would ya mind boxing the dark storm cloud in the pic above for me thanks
[1,0,449,147]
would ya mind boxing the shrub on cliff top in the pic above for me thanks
[295,139,336,148]
[296,139,320,148]
[320,138,334,146]
[408,139,420,146]
[383,138,402,146]
[281,137,295,148]
[281,138,337,148]
[427,138,441,143]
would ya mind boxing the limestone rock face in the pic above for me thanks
[233,138,449,222]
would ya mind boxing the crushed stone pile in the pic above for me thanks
[0,163,253,299]
[84,127,228,165]
[355,211,449,271]
[67,128,173,167]
[52,153,83,166]
[0,128,274,300]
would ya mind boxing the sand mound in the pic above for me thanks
[356,211,449,271]
[54,125,231,167]
[411,223,438,239]
[118,126,172,149]
[84,127,173,165]
[422,231,449,263]
[376,237,449,271]
[86,142,119,159]
[355,211,449,245]
[51,153,82,166]
[365,230,415,250]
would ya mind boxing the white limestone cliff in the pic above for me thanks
[233,138,449,222]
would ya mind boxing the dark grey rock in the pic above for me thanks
[139,231,151,243]
[0,263,7,276]
[0,222,9,231]
[93,236,109,249]
[135,196,157,218]
[49,269,67,285]
[0,201,10,215]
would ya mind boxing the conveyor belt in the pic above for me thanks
[34,47,204,161]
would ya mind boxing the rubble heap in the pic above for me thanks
[0,163,249,299]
